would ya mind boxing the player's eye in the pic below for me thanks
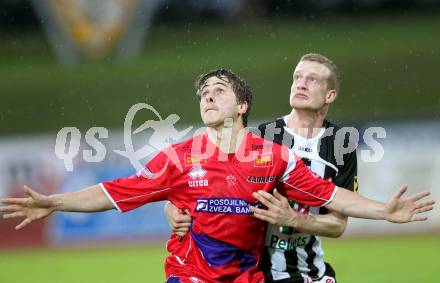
[308,77,320,85]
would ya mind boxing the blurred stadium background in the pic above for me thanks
[0,0,439,282]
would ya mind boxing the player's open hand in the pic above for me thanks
[250,189,298,227]
[164,202,191,237]
[0,186,55,230]
[384,185,435,223]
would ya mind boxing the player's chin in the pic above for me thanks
[291,101,316,110]
[202,117,222,128]
[291,102,309,109]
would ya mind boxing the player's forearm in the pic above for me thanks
[326,188,385,220]
[292,212,347,238]
[49,185,114,212]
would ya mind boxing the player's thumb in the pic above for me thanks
[23,185,42,201]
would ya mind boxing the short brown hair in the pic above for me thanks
[299,53,339,93]
[195,68,252,127]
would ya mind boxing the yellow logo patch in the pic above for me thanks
[184,154,207,166]
[254,153,273,167]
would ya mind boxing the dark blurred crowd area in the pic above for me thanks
[1,0,440,32]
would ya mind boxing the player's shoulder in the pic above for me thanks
[153,134,203,157]
[324,119,340,131]
[323,120,357,149]
[170,134,201,151]
[256,117,285,135]
[246,131,291,165]
[252,117,288,147]
[247,131,283,149]
[150,134,207,170]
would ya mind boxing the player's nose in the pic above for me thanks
[294,78,307,89]
[296,83,307,90]
[205,91,215,103]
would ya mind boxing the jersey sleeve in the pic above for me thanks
[277,150,337,207]
[100,150,179,212]
[333,147,358,193]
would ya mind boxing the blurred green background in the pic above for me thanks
[1,13,439,135]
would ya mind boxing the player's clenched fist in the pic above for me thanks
[164,202,192,237]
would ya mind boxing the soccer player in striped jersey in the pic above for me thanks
[256,53,356,283]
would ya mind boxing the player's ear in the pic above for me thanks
[238,101,248,115]
[325,89,337,104]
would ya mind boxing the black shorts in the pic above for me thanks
[265,262,337,283]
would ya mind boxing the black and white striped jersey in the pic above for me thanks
[256,116,358,282]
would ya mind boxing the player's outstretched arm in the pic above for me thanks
[250,189,347,238]
[252,185,434,224]
[326,185,434,223]
[164,202,191,237]
[0,185,114,230]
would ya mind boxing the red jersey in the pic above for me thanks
[101,132,336,283]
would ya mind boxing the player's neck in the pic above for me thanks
[206,122,246,154]
[287,108,327,139]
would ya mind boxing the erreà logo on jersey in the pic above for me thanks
[254,153,273,167]
[188,166,207,179]
[184,154,206,166]
[187,166,208,187]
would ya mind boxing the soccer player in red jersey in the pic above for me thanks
[166,54,356,283]
[0,69,434,283]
